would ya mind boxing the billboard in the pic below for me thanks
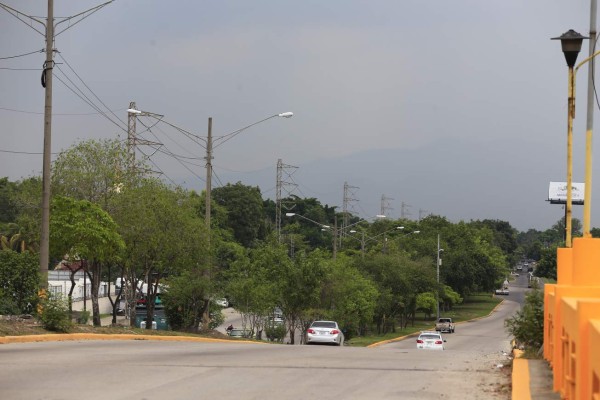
[548,182,585,205]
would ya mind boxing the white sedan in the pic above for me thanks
[416,331,446,350]
[306,320,344,346]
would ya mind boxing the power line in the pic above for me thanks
[0,148,58,155]
[0,49,44,60]
[0,105,127,115]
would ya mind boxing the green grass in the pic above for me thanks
[346,293,503,347]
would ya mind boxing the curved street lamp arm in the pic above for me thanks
[285,213,329,229]
[213,112,293,150]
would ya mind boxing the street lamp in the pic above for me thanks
[436,234,444,320]
[552,29,588,247]
[286,213,385,259]
[349,226,404,257]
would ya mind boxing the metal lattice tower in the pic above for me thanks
[276,159,299,241]
[127,101,137,168]
[400,201,413,220]
[381,194,394,217]
[418,208,430,221]
[342,181,360,233]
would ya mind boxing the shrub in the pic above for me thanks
[505,288,544,350]
[38,292,72,333]
[265,323,286,342]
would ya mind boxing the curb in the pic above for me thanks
[0,333,263,345]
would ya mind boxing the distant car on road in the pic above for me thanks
[416,331,446,350]
[214,298,229,307]
[227,328,253,338]
[306,320,344,346]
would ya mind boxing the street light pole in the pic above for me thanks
[584,3,597,237]
[553,29,587,248]
[436,234,443,320]
[200,113,292,330]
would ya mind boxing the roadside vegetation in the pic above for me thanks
[0,139,586,342]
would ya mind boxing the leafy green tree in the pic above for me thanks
[0,250,39,314]
[440,284,462,312]
[212,182,266,247]
[535,245,558,281]
[0,177,18,223]
[162,269,209,331]
[225,241,281,337]
[52,138,142,211]
[49,196,125,326]
[325,259,378,337]
[111,179,208,329]
[416,292,437,319]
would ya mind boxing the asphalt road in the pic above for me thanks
[0,283,526,400]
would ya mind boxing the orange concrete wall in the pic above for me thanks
[560,298,600,400]
[589,320,600,400]
[545,238,600,399]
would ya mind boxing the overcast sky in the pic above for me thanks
[1,1,597,232]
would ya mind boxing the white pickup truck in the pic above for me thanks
[435,317,455,333]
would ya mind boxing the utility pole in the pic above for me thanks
[436,234,443,320]
[39,0,55,287]
[203,117,213,331]
[0,0,115,285]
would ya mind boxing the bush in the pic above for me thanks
[0,289,20,315]
[505,288,544,350]
[265,323,286,342]
[38,292,72,333]
[76,310,90,324]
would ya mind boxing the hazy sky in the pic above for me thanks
[1,1,597,232]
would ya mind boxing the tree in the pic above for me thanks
[0,250,39,314]
[0,177,18,224]
[212,182,267,247]
[535,245,558,281]
[111,179,208,329]
[415,292,437,319]
[49,196,125,326]
[52,138,142,212]
[324,258,378,337]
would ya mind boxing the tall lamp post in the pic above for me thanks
[436,234,444,320]
[552,29,587,247]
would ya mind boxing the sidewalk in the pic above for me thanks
[512,356,560,399]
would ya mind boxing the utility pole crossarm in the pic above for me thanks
[0,2,46,35]
[53,1,115,36]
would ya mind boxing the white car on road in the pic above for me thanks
[306,320,344,346]
[416,331,446,350]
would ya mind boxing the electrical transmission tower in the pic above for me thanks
[419,208,430,221]
[400,201,413,220]
[381,194,394,217]
[126,101,164,174]
[276,159,299,242]
[342,181,360,233]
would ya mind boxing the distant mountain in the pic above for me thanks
[216,136,571,232]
